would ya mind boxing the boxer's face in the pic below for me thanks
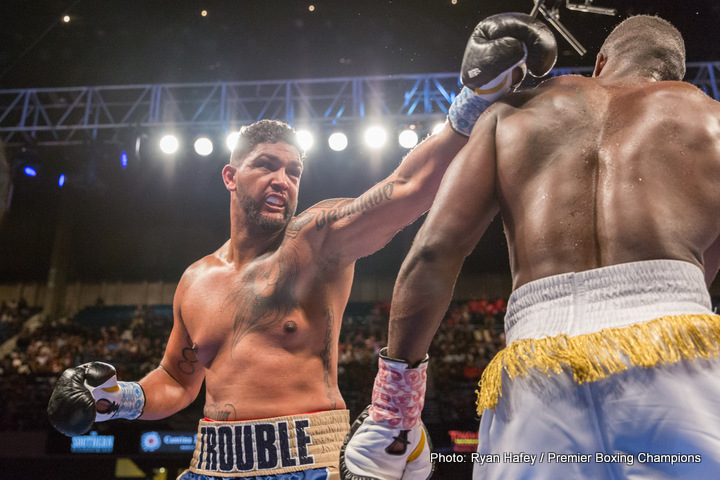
[225,141,303,233]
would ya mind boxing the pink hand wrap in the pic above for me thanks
[369,351,428,430]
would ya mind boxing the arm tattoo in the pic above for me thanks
[204,403,237,421]
[285,210,316,239]
[178,334,199,375]
[306,182,397,233]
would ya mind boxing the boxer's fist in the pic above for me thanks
[449,12,557,136]
[341,407,433,480]
[340,351,432,480]
[462,12,557,92]
[47,362,145,437]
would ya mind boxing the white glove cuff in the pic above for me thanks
[88,378,145,422]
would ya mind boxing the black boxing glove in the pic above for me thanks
[449,12,557,136]
[462,12,557,90]
[47,362,145,436]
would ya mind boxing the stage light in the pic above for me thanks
[58,174,66,187]
[194,137,214,156]
[120,151,129,168]
[159,134,179,154]
[201,10,208,17]
[63,15,71,23]
[226,131,240,152]
[364,126,388,149]
[296,129,314,152]
[23,166,37,177]
[328,132,348,152]
[432,122,446,135]
[398,129,419,149]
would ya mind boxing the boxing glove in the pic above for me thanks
[47,362,145,436]
[340,350,433,480]
[449,12,557,136]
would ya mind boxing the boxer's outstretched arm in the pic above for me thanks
[138,280,205,420]
[307,123,468,264]
[387,110,501,364]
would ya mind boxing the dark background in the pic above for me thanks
[1,0,719,285]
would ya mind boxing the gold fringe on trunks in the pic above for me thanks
[476,314,720,414]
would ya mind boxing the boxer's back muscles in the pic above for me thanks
[493,76,720,288]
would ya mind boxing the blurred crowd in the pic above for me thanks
[0,298,508,432]
[3,292,719,432]
[0,298,33,344]
[0,304,171,430]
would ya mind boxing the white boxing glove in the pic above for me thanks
[340,349,433,480]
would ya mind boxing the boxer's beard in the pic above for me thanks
[237,190,295,234]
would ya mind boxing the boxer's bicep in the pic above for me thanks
[159,316,204,387]
[139,292,204,417]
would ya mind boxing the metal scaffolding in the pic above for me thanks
[1,61,719,148]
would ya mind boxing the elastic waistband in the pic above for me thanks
[505,260,713,343]
[190,410,349,477]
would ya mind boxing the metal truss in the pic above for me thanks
[1,62,719,148]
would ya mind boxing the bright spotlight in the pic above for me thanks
[194,137,214,156]
[296,130,314,152]
[328,132,348,152]
[63,15,71,23]
[23,166,37,177]
[226,131,240,152]
[398,129,419,149]
[364,126,388,149]
[120,151,129,168]
[159,134,179,154]
[432,122,446,135]
[58,174,66,187]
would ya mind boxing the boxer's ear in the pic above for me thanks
[593,53,607,78]
[222,164,238,191]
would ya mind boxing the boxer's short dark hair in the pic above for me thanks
[230,119,304,165]
[601,15,686,81]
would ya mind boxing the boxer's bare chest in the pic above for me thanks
[182,246,316,364]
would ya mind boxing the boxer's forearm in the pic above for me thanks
[387,244,466,365]
[138,365,202,420]
[389,124,467,215]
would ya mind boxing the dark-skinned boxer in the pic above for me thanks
[355,14,720,480]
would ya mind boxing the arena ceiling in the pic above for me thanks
[1,0,719,284]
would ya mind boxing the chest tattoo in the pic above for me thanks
[227,250,300,347]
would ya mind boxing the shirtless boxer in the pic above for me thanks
[47,13,557,480]
[344,15,720,480]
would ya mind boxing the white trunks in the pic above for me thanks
[475,260,720,480]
